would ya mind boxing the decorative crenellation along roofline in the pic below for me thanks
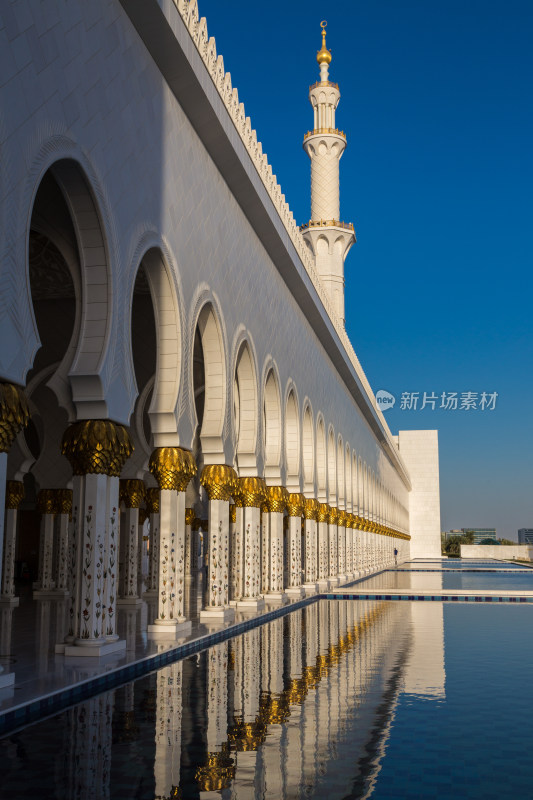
[175,0,405,471]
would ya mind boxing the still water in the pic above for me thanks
[2,598,533,799]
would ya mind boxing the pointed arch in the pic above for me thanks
[233,339,258,473]
[337,435,345,508]
[193,302,227,462]
[316,415,327,501]
[129,247,182,444]
[263,365,282,482]
[285,385,300,487]
[345,443,352,511]
[302,401,314,494]
[327,426,336,504]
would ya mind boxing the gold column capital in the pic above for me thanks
[200,464,237,502]
[119,478,146,508]
[337,509,346,527]
[61,420,133,476]
[345,513,353,529]
[54,488,73,515]
[317,502,329,522]
[37,489,56,515]
[145,487,160,514]
[303,498,319,520]
[327,506,338,525]
[185,507,196,526]
[264,485,289,513]
[149,447,197,491]
[0,383,30,454]
[236,476,267,508]
[5,480,24,510]
[286,492,305,517]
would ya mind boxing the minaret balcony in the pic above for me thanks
[309,80,339,91]
[303,128,346,143]
[300,220,354,233]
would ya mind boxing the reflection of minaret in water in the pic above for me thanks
[301,22,356,325]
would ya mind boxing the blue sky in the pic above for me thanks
[201,1,533,538]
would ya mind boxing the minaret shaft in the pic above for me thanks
[301,23,355,325]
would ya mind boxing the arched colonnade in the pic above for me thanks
[0,158,410,655]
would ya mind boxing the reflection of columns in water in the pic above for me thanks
[196,640,234,793]
[148,447,196,635]
[261,615,286,797]
[65,692,114,800]
[1,481,24,602]
[154,654,183,799]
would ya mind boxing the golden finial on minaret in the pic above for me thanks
[317,21,332,66]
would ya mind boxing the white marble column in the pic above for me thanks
[118,479,145,605]
[200,465,237,623]
[302,498,319,595]
[148,447,196,637]
[317,503,330,590]
[235,477,267,611]
[56,420,133,657]
[65,472,126,656]
[345,514,354,578]
[327,506,339,586]
[337,510,348,584]
[144,487,160,597]
[0,383,30,589]
[185,506,195,575]
[0,481,24,605]
[230,502,243,602]
[263,485,289,603]
[53,489,72,595]
[34,490,57,596]
[286,493,305,599]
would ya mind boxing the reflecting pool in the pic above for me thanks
[2,597,533,799]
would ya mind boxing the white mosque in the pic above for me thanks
[0,0,441,679]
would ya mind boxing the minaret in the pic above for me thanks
[301,21,355,325]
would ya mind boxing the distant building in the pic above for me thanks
[518,529,533,545]
[462,528,497,544]
[444,529,463,541]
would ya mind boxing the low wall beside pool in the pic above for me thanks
[461,544,533,561]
